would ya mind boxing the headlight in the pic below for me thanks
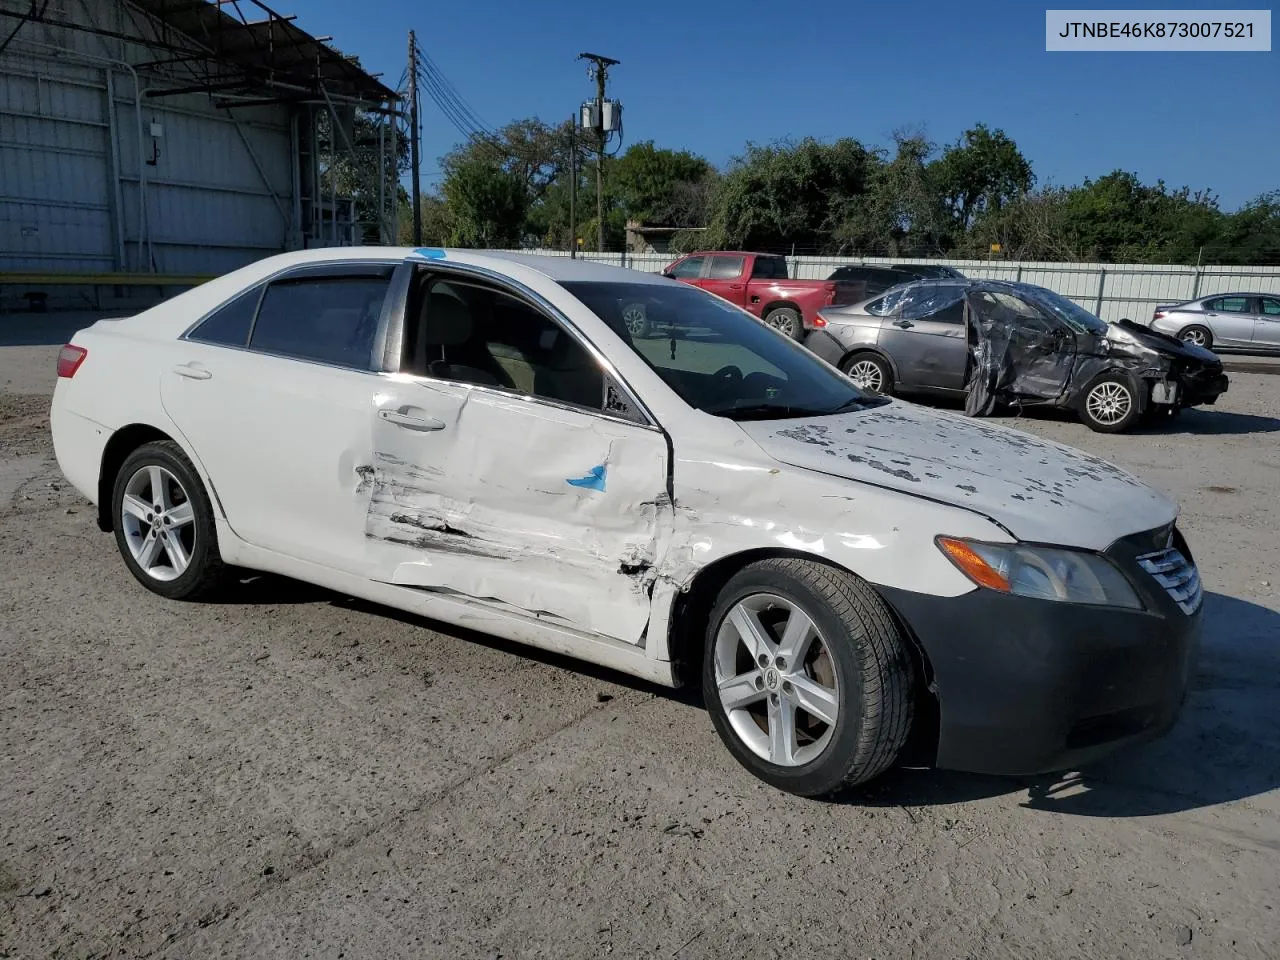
[936,537,1143,609]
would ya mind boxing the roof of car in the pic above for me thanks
[241,246,672,286]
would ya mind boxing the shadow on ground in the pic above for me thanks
[215,574,1280,818]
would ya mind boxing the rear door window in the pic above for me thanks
[707,255,745,280]
[1206,296,1252,313]
[249,267,394,369]
[1260,298,1280,316]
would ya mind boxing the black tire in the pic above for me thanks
[111,439,227,600]
[701,558,914,797]
[1177,324,1213,350]
[840,352,894,395]
[1078,373,1141,434]
[763,306,804,341]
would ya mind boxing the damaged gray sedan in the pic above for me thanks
[806,280,1230,433]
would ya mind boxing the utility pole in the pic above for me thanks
[407,30,422,245]
[578,52,618,253]
[568,114,577,259]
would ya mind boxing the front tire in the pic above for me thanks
[1078,373,1140,433]
[702,558,914,797]
[111,440,227,600]
[1178,324,1212,350]
[763,307,804,341]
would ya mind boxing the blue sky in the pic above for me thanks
[298,0,1277,209]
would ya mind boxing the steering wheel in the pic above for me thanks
[713,365,743,382]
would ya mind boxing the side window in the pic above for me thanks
[404,275,608,414]
[707,255,745,280]
[669,256,705,279]
[1261,298,1280,316]
[188,285,261,346]
[863,296,888,316]
[1206,296,1251,313]
[249,269,393,369]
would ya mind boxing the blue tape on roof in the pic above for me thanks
[412,247,446,259]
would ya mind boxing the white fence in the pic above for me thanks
[497,249,1280,324]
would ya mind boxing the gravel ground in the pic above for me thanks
[2,314,1279,960]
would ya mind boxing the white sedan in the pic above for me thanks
[51,248,1202,796]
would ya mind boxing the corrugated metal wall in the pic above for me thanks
[505,250,1280,324]
[0,0,294,275]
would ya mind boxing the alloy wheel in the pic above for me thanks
[1085,381,1132,426]
[119,464,196,582]
[622,304,648,337]
[713,593,840,767]
[768,314,797,338]
[847,359,885,393]
[1180,329,1207,346]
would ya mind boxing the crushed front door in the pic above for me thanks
[364,379,672,645]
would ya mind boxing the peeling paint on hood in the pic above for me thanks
[737,401,1176,551]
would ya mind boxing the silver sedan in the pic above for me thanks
[1147,293,1280,352]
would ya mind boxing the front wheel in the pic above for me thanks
[702,558,914,797]
[763,307,804,341]
[1078,374,1140,433]
[111,440,227,600]
[622,303,652,339]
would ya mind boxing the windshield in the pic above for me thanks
[560,281,888,420]
[1027,286,1108,335]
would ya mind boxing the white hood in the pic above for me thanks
[737,401,1176,551]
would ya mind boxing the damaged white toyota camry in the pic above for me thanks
[51,248,1202,797]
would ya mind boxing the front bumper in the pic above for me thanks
[879,531,1201,776]
[1174,368,1229,407]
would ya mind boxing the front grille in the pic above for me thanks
[1137,547,1203,615]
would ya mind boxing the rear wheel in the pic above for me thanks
[702,558,914,797]
[1078,374,1140,433]
[841,353,893,395]
[1178,325,1212,349]
[763,307,803,341]
[111,440,227,600]
[622,303,652,339]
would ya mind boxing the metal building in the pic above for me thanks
[0,0,399,305]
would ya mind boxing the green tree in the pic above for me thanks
[932,123,1034,232]
[440,157,528,247]
[703,137,882,252]
[610,141,716,226]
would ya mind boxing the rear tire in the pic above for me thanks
[702,558,914,797]
[1178,325,1212,350]
[111,440,227,600]
[763,307,804,341]
[841,352,894,395]
[1078,373,1140,434]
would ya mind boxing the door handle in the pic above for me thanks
[893,319,915,329]
[729,283,743,290]
[379,408,445,431]
[172,363,211,380]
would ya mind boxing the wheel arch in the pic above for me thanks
[665,546,939,761]
[761,299,802,320]
[840,346,900,382]
[96,423,223,533]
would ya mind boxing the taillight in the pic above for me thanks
[1153,311,1166,321]
[813,313,828,328]
[57,344,87,378]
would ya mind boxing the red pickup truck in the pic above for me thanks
[660,251,858,339]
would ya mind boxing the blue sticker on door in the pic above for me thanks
[566,465,607,492]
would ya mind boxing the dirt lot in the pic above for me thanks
[2,313,1279,960]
